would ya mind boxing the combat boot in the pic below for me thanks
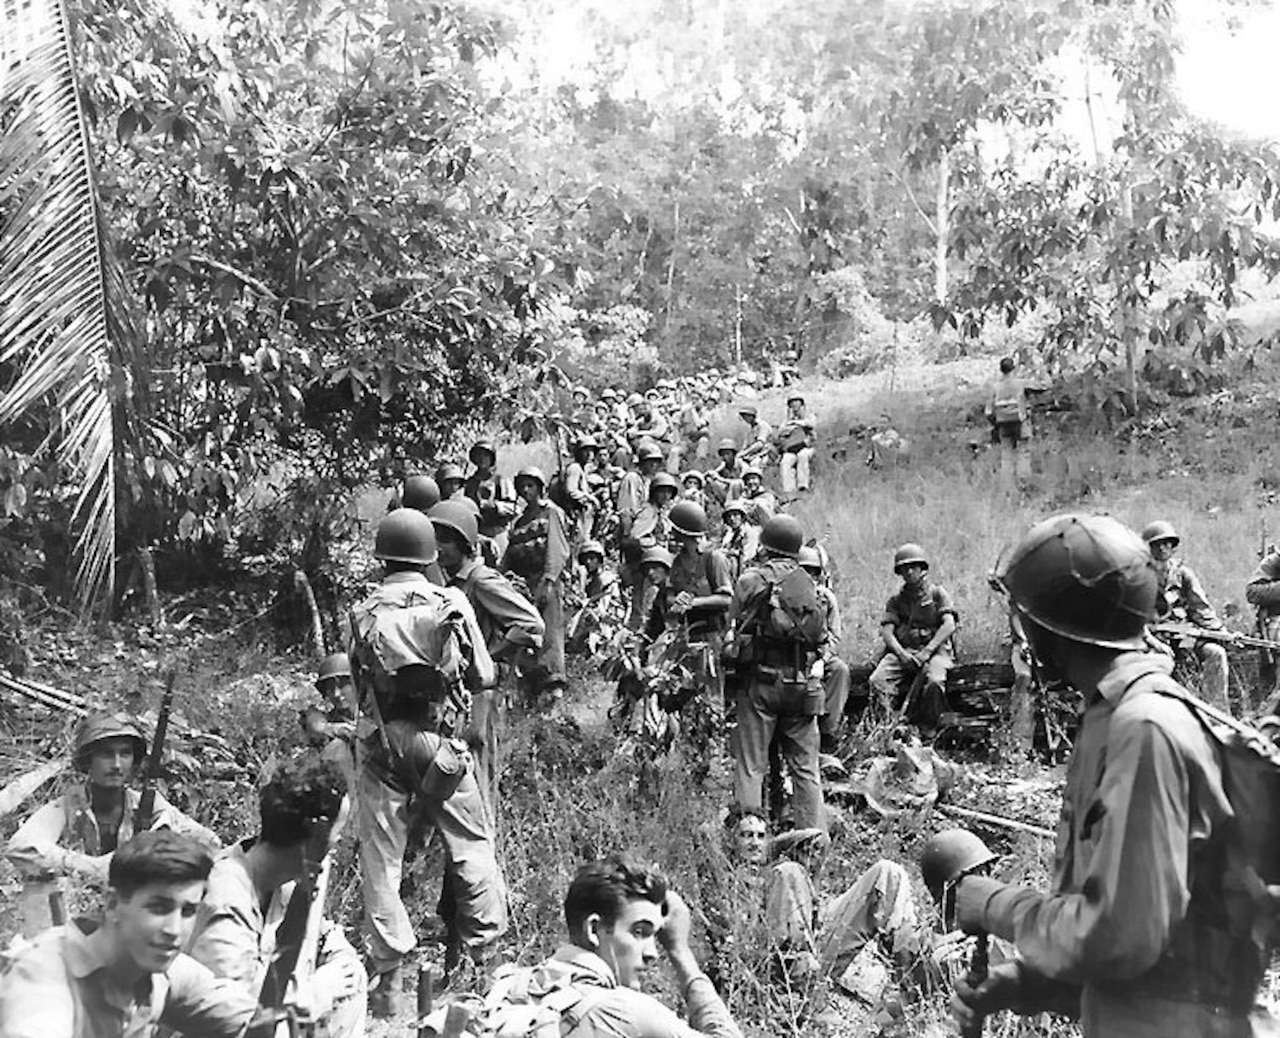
[369,963,402,1019]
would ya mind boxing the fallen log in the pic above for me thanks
[0,670,87,716]
[939,802,1055,839]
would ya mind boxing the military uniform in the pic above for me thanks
[1152,556,1230,710]
[463,470,519,542]
[1246,550,1280,701]
[776,407,817,493]
[816,583,850,749]
[502,496,571,693]
[348,569,506,981]
[868,580,957,734]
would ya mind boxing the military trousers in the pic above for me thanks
[354,760,508,973]
[781,448,814,492]
[733,677,825,831]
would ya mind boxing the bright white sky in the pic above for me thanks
[1176,0,1280,142]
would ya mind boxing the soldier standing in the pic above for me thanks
[464,440,519,551]
[436,463,468,502]
[503,466,572,703]
[563,435,600,547]
[868,544,957,739]
[727,515,827,831]
[300,652,358,787]
[799,547,850,754]
[1247,542,1280,704]
[1142,520,1231,711]
[7,712,219,937]
[348,508,507,1015]
[951,513,1275,1037]
[720,499,760,582]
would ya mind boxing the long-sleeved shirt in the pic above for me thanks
[502,499,570,584]
[537,944,742,1038]
[0,920,255,1038]
[1153,558,1222,629]
[963,652,1261,1035]
[449,557,545,658]
[1246,551,1280,611]
[7,786,218,883]
[616,472,650,532]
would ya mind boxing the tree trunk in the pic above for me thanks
[935,146,949,303]
[1119,179,1140,413]
[665,200,679,342]
[293,569,325,659]
[734,284,743,365]
[137,548,161,626]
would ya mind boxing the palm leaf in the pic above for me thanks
[0,0,141,606]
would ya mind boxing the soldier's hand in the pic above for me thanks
[952,961,1023,1028]
[658,890,694,952]
[672,591,694,615]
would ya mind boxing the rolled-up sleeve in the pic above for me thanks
[7,802,108,883]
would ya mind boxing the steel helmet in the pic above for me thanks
[74,712,146,772]
[428,501,480,549]
[798,546,822,572]
[626,392,644,406]
[722,498,747,518]
[740,465,763,482]
[760,515,804,558]
[401,474,441,512]
[738,403,758,418]
[375,508,439,565]
[787,392,805,405]
[681,470,705,487]
[579,540,605,560]
[995,513,1158,650]
[920,828,997,903]
[574,435,599,454]
[435,463,466,485]
[717,438,738,454]
[315,652,351,689]
[1141,520,1180,548]
[514,466,548,491]
[893,543,929,573]
[601,388,618,401]
[468,441,497,465]
[649,472,680,498]
[636,440,665,463]
[641,546,675,570]
[669,500,708,537]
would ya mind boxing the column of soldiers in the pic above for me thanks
[6,375,1280,1038]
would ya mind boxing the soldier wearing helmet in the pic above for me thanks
[628,395,672,455]
[563,435,601,546]
[720,498,760,581]
[736,403,773,467]
[503,467,572,704]
[435,462,467,502]
[430,500,544,808]
[626,473,680,626]
[567,540,623,657]
[726,514,826,832]
[679,470,706,510]
[463,441,519,544]
[1246,542,1280,702]
[6,711,218,936]
[300,652,358,785]
[868,543,957,739]
[671,390,711,472]
[739,466,777,525]
[1141,519,1231,712]
[614,441,667,629]
[349,508,505,1012]
[799,547,850,754]
[775,393,817,495]
[705,438,744,505]
[400,473,441,512]
[950,513,1271,1038]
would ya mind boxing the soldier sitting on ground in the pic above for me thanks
[1141,520,1232,712]
[0,830,257,1038]
[7,711,220,937]
[868,544,958,740]
[738,467,777,525]
[736,404,772,467]
[188,756,366,1038]
[705,438,744,505]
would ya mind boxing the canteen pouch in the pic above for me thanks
[420,737,471,801]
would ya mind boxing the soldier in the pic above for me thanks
[736,404,772,466]
[720,499,760,581]
[300,652,358,787]
[348,508,507,1015]
[776,393,816,494]
[0,831,257,1038]
[1247,543,1280,702]
[563,435,601,546]
[738,467,777,525]
[705,438,744,505]
[464,440,519,547]
[568,540,624,657]
[493,856,741,1038]
[629,398,672,455]
[1141,520,1231,711]
[799,547,850,755]
[628,472,680,627]
[400,473,441,512]
[951,513,1275,1037]
[984,355,1030,486]
[188,757,365,1038]
[7,712,219,937]
[431,501,545,806]
[680,470,707,509]
[727,515,827,831]
[672,391,712,472]
[503,466,571,702]
[868,544,958,739]
[436,462,468,502]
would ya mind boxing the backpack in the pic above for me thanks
[753,564,826,648]
[1129,670,1280,958]
[422,961,607,1038]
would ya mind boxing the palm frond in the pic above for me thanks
[0,0,141,606]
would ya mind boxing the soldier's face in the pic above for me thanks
[86,738,139,790]
[719,450,735,465]
[653,489,676,508]
[644,565,669,588]
[734,815,768,866]
[743,475,761,493]
[583,555,602,573]
[899,563,927,587]
[517,480,540,503]
[106,879,205,975]
[725,512,743,529]
[437,536,466,573]
[592,900,662,988]
[1150,540,1177,563]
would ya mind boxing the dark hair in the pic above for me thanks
[564,855,668,939]
[109,831,213,897]
[260,756,346,847]
[999,356,1015,374]
[724,805,767,834]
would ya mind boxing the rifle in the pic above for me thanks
[134,669,177,833]
[961,933,990,1038]
[1150,621,1280,652]
[249,796,349,1038]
